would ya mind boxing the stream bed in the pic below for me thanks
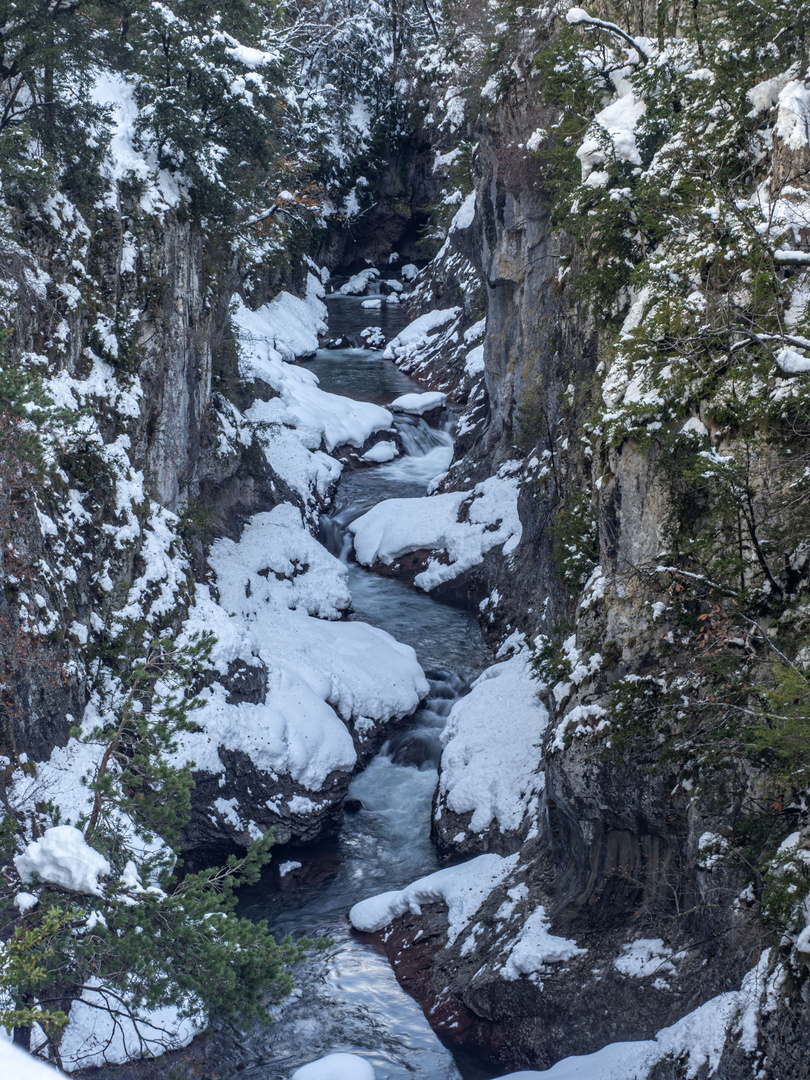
[228,294,493,1079]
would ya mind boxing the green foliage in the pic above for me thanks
[548,487,599,585]
[0,904,72,1037]
[760,840,810,935]
[82,630,216,845]
[1,625,312,1057]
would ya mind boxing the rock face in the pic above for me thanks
[365,17,810,1077]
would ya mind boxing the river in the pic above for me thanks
[225,289,493,1080]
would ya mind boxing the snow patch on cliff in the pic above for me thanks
[436,655,548,838]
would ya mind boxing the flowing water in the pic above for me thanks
[230,294,493,1080]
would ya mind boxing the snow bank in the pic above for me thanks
[0,1043,62,1079]
[15,827,110,897]
[389,391,447,415]
[209,503,350,620]
[498,984,745,1079]
[383,308,461,363]
[348,463,523,591]
[174,506,429,792]
[235,291,325,364]
[292,1053,375,1080]
[437,655,548,836]
[235,296,393,452]
[350,853,518,945]
[54,979,202,1071]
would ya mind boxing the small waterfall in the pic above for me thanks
[395,414,454,457]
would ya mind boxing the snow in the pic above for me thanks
[15,826,110,897]
[0,1043,62,1080]
[498,986,745,1079]
[234,291,324,365]
[209,504,350,620]
[681,416,708,436]
[279,860,302,878]
[362,441,398,463]
[54,979,202,1071]
[437,655,548,836]
[234,296,393,451]
[613,939,676,980]
[348,465,523,591]
[502,906,585,980]
[747,69,798,115]
[577,92,646,182]
[776,80,810,151]
[349,853,519,945]
[465,344,485,377]
[292,1053,375,1080]
[173,506,429,792]
[383,308,461,362]
[14,891,39,913]
[339,269,380,296]
[89,70,181,210]
[449,192,476,232]
[776,345,810,373]
[389,391,447,415]
[400,264,420,282]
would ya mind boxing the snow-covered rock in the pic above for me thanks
[382,308,461,364]
[350,853,519,944]
[389,391,447,415]
[339,268,380,295]
[348,464,523,591]
[434,655,548,856]
[291,1053,375,1080]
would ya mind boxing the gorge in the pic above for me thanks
[2,2,810,1079]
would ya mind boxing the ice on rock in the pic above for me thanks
[292,1053,375,1080]
[15,826,111,897]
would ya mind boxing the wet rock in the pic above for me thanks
[344,798,364,814]
[388,733,436,769]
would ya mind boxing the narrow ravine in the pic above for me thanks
[223,292,493,1079]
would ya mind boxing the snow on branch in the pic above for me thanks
[565,7,651,65]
